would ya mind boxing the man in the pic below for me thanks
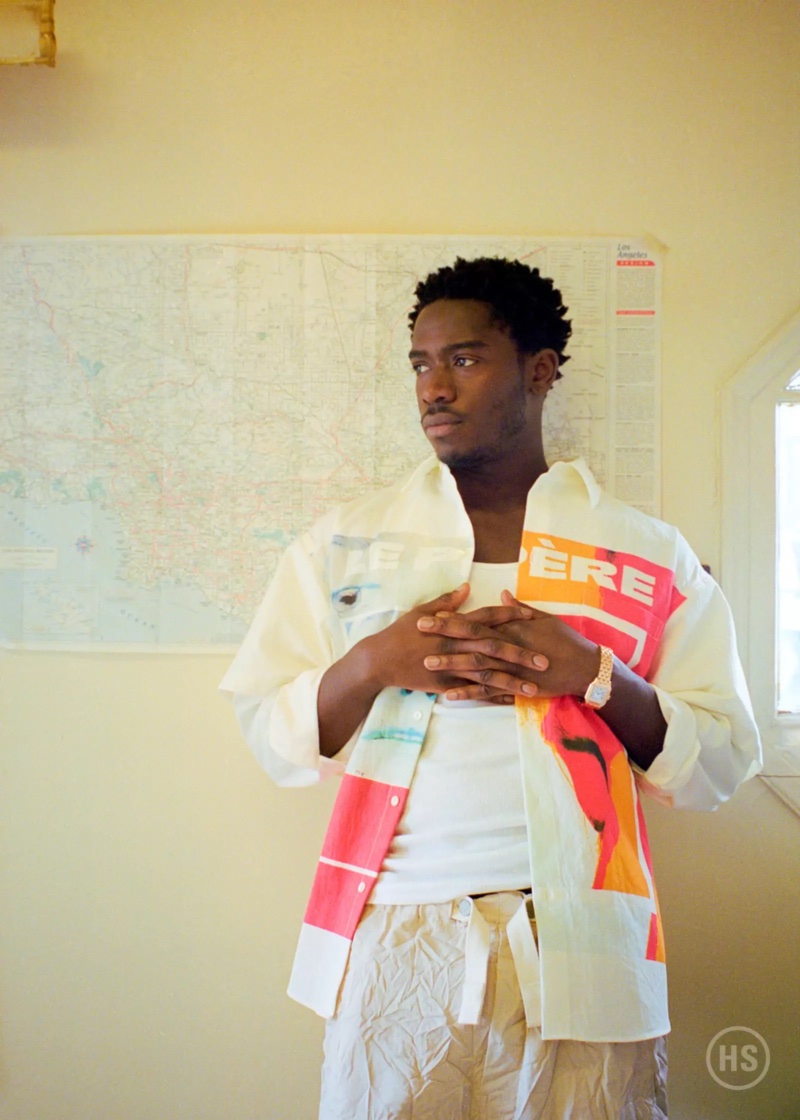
[221,257,761,1120]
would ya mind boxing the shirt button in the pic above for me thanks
[357,881,367,893]
[390,795,400,807]
[459,898,472,917]
[412,710,423,720]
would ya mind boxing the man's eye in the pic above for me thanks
[453,356,477,368]
[412,362,429,375]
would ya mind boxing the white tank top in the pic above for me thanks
[371,563,531,904]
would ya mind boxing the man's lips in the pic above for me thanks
[422,412,462,436]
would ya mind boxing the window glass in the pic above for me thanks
[777,399,800,714]
[722,313,800,814]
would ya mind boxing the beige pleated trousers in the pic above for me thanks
[319,893,668,1120]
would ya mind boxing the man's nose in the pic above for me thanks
[420,363,456,404]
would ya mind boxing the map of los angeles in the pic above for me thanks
[0,236,660,649]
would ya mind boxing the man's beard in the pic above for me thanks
[437,445,499,473]
[437,386,528,473]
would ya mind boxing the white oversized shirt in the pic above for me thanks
[221,456,762,1040]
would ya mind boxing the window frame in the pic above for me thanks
[721,308,800,816]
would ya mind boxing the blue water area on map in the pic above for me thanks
[78,355,105,378]
[0,496,246,647]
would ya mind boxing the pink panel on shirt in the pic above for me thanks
[304,861,374,938]
[518,534,689,678]
[320,773,408,872]
[567,616,642,673]
[669,584,687,614]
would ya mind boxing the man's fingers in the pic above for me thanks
[417,620,549,670]
[500,589,550,618]
[440,669,540,701]
[454,603,535,626]
[420,583,471,613]
[418,613,493,638]
[424,648,547,675]
[445,686,516,704]
[418,613,505,638]
[439,643,543,670]
[444,686,517,703]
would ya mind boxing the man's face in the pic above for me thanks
[409,298,535,471]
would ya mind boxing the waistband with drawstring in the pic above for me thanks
[452,890,542,1029]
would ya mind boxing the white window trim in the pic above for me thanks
[721,308,800,817]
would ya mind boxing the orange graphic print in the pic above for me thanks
[517,532,685,677]
[516,532,674,962]
[538,697,650,896]
[637,798,666,962]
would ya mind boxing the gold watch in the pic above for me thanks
[583,645,614,709]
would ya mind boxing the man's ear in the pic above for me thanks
[525,349,560,396]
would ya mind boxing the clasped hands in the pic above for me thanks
[364,582,600,704]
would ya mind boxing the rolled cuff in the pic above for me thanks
[230,670,356,788]
[639,688,702,792]
[634,686,761,810]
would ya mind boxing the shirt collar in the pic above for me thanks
[546,458,602,508]
[410,455,602,509]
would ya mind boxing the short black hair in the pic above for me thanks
[409,256,571,377]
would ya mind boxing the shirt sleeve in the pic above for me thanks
[634,537,762,810]
[219,525,354,787]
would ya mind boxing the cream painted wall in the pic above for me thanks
[1,3,799,1118]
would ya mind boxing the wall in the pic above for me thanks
[1,2,799,1118]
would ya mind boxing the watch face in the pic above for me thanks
[586,683,611,707]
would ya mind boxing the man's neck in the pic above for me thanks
[450,452,549,514]
[449,454,549,563]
